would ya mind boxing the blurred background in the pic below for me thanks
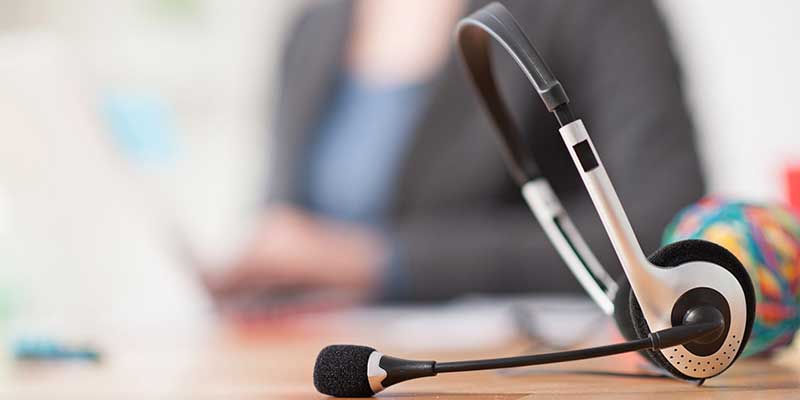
[0,0,798,338]
[0,0,306,334]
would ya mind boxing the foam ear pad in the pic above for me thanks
[612,239,756,381]
[612,275,638,341]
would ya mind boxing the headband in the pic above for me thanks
[456,2,619,312]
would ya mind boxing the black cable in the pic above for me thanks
[434,337,653,373]
[434,318,724,374]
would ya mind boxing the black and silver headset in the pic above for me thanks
[313,3,755,397]
[457,1,755,381]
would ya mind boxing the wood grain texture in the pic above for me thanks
[3,317,799,399]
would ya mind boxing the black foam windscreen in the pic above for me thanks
[313,344,376,397]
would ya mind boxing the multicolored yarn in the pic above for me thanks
[663,197,800,357]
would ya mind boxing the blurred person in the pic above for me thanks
[204,0,704,310]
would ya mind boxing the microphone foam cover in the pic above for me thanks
[313,344,376,397]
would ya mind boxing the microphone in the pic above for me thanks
[313,306,725,397]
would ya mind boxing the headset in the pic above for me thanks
[313,3,755,397]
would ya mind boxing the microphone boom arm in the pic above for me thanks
[434,319,724,374]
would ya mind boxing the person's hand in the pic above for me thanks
[201,205,387,315]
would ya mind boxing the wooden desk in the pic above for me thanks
[3,313,799,399]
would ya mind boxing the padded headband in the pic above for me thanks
[456,2,619,313]
[456,2,573,184]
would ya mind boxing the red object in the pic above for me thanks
[787,165,800,211]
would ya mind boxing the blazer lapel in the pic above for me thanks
[271,1,352,202]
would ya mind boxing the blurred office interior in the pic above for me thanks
[0,0,798,336]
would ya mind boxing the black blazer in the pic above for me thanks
[268,0,704,301]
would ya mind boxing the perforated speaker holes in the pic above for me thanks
[665,334,741,378]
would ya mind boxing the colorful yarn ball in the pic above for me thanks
[662,197,800,357]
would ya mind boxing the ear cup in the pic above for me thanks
[613,272,677,375]
[615,239,756,380]
[612,275,638,341]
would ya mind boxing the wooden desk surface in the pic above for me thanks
[3,313,799,399]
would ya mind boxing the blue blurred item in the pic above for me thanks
[103,91,178,165]
[13,338,101,362]
[305,73,429,226]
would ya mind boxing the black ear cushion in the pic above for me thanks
[613,274,683,377]
[628,286,689,379]
[612,275,638,341]
[621,239,756,381]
